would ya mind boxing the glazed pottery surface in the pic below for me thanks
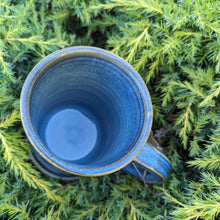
[20,46,171,182]
[122,144,171,183]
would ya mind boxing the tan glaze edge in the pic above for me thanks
[133,140,171,181]
[29,151,79,181]
[147,134,172,167]
[133,156,166,181]
[25,48,153,176]
[131,162,158,184]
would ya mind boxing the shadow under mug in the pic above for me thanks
[20,46,171,183]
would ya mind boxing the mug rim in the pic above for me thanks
[20,46,153,176]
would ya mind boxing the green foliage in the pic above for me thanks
[0,0,220,219]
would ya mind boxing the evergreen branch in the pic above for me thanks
[128,198,150,219]
[136,0,164,16]
[7,37,67,47]
[0,15,17,19]
[205,143,220,155]
[175,104,194,147]
[98,207,110,220]
[51,11,70,21]
[202,120,220,154]
[132,49,149,72]
[205,23,220,35]
[188,154,220,171]
[74,204,103,219]
[0,53,16,83]
[199,81,220,107]
[126,25,150,63]
[172,80,205,98]
[5,26,29,39]
[105,196,117,214]
[1,0,220,219]
[174,31,198,38]
[200,173,220,189]
[110,39,127,55]
[162,36,182,59]
[189,137,202,157]
[145,51,161,82]
[0,111,20,129]
[41,206,56,220]
[162,188,220,220]
[0,1,13,10]
[161,80,175,107]
[192,114,211,136]
[161,190,186,207]
[0,131,63,202]
[0,90,14,107]
[92,0,164,16]
[0,201,30,220]
[171,196,220,220]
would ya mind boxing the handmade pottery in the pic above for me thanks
[20,46,171,183]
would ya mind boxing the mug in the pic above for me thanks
[20,46,171,183]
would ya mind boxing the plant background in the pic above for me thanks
[0,0,219,219]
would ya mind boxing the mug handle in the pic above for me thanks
[122,131,171,184]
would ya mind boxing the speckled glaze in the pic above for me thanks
[20,46,171,183]
[123,144,171,183]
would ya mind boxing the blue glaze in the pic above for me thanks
[32,149,78,179]
[20,46,171,180]
[23,50,151,175]
[123,144,171,184]
[29,55,146,169]
[41,108,98,161]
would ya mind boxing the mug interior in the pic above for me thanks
[30,55,147,168]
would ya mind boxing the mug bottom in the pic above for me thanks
[39,106,100,161]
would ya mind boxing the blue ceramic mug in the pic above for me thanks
[20,46,171,183]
